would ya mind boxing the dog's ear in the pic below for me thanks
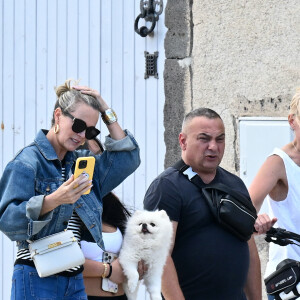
[158,209,169,219]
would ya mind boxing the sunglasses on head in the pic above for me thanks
[62,110,100,140]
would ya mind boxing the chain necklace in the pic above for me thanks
[292,141,300,153]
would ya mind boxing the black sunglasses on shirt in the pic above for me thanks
[62,110,100,140]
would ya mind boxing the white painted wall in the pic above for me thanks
[0,1,166,299]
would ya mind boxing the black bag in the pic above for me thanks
[202,183,257,241]
[174,160,257,242]
[265,259,300,299]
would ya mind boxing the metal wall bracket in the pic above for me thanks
[144,51,158,79]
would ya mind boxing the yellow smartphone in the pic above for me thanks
[73,157,95,194]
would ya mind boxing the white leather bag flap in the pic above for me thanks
[28,230,85,277]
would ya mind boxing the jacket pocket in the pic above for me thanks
[35,178,62,195]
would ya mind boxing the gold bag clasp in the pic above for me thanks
[48,241,62,249]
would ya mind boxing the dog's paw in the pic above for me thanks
[127,278,138,293]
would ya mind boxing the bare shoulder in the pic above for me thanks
[282,143,300,166]
[262,154,286,178]
[249,153,287,209]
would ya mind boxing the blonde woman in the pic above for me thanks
[249,89,300,299]
[0,79,140,299]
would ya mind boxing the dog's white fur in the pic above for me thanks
[119,210,173,300]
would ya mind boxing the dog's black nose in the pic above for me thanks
[141,223,150,234]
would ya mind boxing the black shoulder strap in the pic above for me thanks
[173,159,203,188]
[174,160,253,206]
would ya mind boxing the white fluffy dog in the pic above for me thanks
[119,209,173,300]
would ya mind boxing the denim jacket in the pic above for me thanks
[0,129,140,250]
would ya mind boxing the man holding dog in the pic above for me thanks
[144,108,261,300]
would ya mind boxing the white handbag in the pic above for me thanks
[28,230,85,278]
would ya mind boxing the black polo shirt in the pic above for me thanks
[144,166,249,300]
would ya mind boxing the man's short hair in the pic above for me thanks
[182,108,222,130]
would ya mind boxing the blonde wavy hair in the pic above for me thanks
[289,88,300,124]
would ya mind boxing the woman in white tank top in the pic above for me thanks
[79,139,130,300]
[80,139,146,300]
[249,89,300,299]
[81,191,130,300]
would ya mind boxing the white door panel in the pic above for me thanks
[239,118,294,214]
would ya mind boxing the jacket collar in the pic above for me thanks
[34,129,76,163]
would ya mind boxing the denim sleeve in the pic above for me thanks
[26,196,53,237]
[0,160,53,241]
[94,130,141,197]
[104,129,137,151]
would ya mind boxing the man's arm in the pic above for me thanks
[244,236,262,300]
[161,221,185,300]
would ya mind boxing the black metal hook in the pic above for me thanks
[134,0,163,37]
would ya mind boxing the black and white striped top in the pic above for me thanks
[15,164,84,276]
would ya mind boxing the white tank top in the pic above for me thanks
[80,227,123,262]
[265,148,300,277]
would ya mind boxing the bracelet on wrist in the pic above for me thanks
[101,108,117,125]
[102,263,109,278]
[106,263,112,279]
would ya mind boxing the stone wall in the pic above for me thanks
[164,0,300,298]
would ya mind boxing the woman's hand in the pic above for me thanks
[73,85,109,113]
[254,213,278,234]
[73,85,126,140]
[40,174,92,216]
[137,260,148,280]
[109,259,148,284]
[109,258,126,284]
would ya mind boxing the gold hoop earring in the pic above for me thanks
[54,124,60,134]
